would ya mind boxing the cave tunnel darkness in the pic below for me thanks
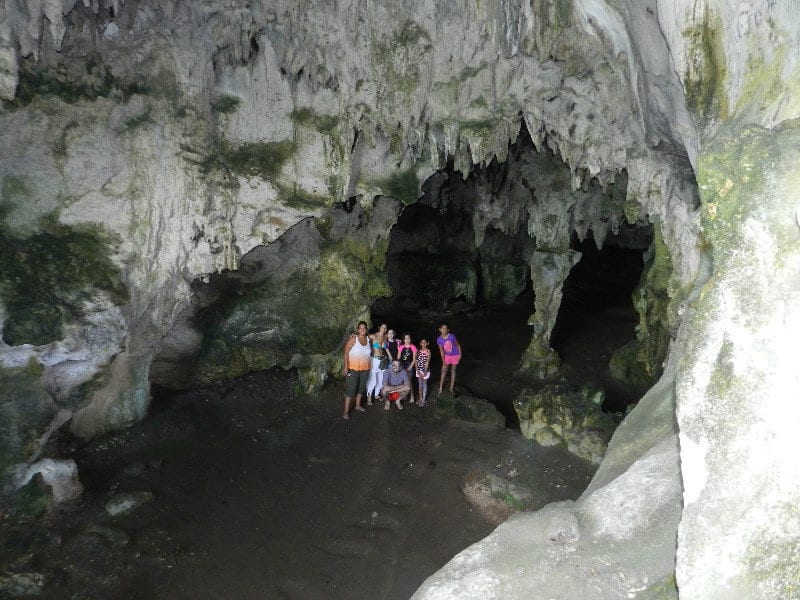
[372,128,653,426]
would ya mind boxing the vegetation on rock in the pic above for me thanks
[0,211,126,346]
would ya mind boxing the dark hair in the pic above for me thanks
[439,322,448,328]
[403,332,412,339]
[357,321,368,329]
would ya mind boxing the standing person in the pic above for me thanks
[386,329,399,363]
[366,323,389,405]
[342,321,371,419]
[436,323,461,395]
[397,333,418,404]
[415,338,432,406]
[381,360,411,410]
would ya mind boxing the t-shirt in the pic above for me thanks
[437,333,460,357]
[416,349,430,372]
[397,343,417,368]
[383,367,410,388]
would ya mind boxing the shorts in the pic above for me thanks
[444,354,461,366]
[388,391,401,401]
[345,369,369,397]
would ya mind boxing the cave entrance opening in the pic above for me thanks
[371,127,652,426]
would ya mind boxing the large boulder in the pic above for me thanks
[437,393,506,429]
[514,384,616,466]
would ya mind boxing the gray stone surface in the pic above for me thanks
[414,360,682,600]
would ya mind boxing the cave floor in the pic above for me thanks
[3,367,595,600]
[2,290,644,599]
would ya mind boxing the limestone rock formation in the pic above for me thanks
[414,359,682,599]
[0,0,798,597]
[514,384,615,465]
[436,393,506,429]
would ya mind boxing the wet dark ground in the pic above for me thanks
[1,244,648,599]
[1,367,595,600]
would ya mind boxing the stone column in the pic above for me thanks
[518,249,581,378]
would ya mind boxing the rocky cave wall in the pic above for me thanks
[1,0,798,598]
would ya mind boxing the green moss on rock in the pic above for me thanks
[0,361,52,480]
[290,107,339,135]
[6,53,148,108]
[194,236,391,386]
[683,6,729,124]
[372,20,431,101]
[375,168,420,205]
[0,213,127,346]
[609,225,672,387]
[9,475,53,519]
[123,106,152,130]
[218,140,296,180]
[275,183,330,211]
[211,94,241,114]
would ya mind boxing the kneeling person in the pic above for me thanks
[381,360,410,411]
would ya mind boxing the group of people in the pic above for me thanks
[342,322,462,420]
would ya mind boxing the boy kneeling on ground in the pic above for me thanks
[381,360,410,411]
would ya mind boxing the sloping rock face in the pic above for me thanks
[1,0,798,597]
[413,359,682,599]
[657,2,800,596]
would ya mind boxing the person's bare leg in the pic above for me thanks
[450,364,457,392]
[355,393,365,411]
[343,396,352,419]
[384,393,390,410]
[438,366,447,394]
[397,391,409,410]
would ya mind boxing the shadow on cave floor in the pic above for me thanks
[5,370,595,600]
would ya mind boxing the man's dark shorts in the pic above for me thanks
[345,369,369,397]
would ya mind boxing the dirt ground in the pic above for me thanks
[1,247,646,599]
[1,366,594,600]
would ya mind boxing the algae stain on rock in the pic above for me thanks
[683,7,729,125]
[374,168,420,205]
[0,212,127,346]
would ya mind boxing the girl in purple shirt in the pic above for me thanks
[436,323,461,395]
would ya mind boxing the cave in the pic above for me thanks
[2,2,799,599]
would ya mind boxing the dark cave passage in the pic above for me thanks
[372,147,652,426]
[552,227,653,411]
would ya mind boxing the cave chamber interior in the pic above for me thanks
[371,127,653,420]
